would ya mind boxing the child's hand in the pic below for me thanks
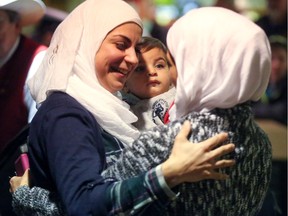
[9,169,30,193]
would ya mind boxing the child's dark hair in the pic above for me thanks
[138,36,168,53]
[137,36,171,67]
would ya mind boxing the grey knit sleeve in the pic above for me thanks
[102,120,182,181]
[12,185,66,216]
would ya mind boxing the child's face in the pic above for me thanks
[126,47,171,99]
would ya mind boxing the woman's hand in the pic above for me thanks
[162,121,235,188]
[9,169,30,193]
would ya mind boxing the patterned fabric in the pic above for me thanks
[12,186,65,216]
[103,103,272,216]
[12,102,272,215]
[12,168,175,216]
[108,166,177,215]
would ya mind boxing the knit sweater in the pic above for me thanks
[12,186,65,216]
[102,103,272,216]
[12,103,272,216]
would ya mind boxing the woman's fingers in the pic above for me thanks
[9,169,30,193]
[202,132,229,151]
[164,121,236,186]
[204,170,230,180]
[201,159,235,169]
[20,169,30,186]
[198,159,235,180]
[9,176,22,193]
[213,159,235,169]
[208,143,235,160]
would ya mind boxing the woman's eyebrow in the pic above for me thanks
[110,34,131,43]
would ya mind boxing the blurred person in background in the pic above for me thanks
[253,35,287,126]
[0,0,46,154]
[255,0,287,37]
[0,0,46,215]
[32,6,68,46]
[125,0,168,45]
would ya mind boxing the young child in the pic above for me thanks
[122,36,175,130]
[103,7,272,215]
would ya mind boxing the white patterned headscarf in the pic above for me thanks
[28,0,143,146]
[167,7,271,121]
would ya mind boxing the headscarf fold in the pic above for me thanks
[28,0,143,146]
[167,7,271,121]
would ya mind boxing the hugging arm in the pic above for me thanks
[10,119,234,216]
[102,120,235,183]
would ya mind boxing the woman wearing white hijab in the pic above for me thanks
[10,1,236,215]
[103,7,272,215]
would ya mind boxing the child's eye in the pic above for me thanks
[155,63,166,70]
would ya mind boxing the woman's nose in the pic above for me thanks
[125,48,138,66]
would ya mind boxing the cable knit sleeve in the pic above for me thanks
[12,186,65,216]
[102,121,181,181]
